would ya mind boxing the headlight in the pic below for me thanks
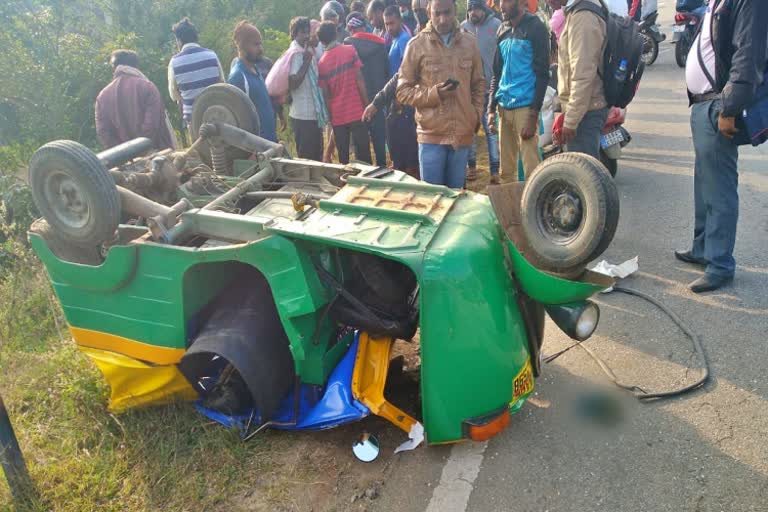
[545,301,600,341]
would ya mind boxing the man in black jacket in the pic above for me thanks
[345,12,390,166]
[676,0,767,293]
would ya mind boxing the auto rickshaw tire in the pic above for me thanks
[521,153,619,273]
[29,140,119,247]
[189,83,261,169]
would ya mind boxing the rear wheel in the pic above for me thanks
[675,36,690,68]
[599,149,618,177]
[29,140,119,246]
[520,153,620,274]
[189,83,261,171]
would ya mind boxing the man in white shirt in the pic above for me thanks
[676,0,767,293]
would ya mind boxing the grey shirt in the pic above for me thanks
[462,13,502,91]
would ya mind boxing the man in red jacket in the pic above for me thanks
[95,50,176,150]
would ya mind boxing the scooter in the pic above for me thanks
[673,0,706,68]
[639,11,666,67]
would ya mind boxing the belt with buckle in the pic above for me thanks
[691,91,720,104]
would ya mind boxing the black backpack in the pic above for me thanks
[573,0,645,108]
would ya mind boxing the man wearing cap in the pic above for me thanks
[462,0,501,182]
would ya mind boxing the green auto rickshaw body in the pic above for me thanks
[30,166,609,445]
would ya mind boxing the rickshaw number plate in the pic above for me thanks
[511,359,534,404]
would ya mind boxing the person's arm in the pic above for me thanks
[365,72,399,122]
[215,55,225,82]
[168,61,180,102]
[139,83,166,147]
[228,69,246,92]
[95,96,119,149]
[355,68,369,106]
[563,11,606,131]
[720,0,768,119]
[469,43,486,127]
[530,19,551,114]
[488,37,502,114]
[289,49,314,91]
[396,41,441,108]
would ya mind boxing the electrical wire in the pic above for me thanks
[544,286,710,401]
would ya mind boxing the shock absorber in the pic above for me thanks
[210,144,229,175]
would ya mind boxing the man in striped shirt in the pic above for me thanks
[167,17,224,131]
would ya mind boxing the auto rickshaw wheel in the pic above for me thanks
[521,153,619,274]
[189,83,261,171]
[28,140,119,247]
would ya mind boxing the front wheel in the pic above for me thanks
[675,36,690,68]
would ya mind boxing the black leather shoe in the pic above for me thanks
[674,250,707,266]
[689,273,733,293]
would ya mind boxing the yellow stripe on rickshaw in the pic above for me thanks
[68,326,186,365]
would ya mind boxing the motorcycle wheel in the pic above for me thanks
[675,37,689,68]
[641,34,659,67]
[599,149,618,178]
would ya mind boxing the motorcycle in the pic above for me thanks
[599,107,631,177]
[673,0,706,68]
[639,11,666,67]
[546,104,631,178]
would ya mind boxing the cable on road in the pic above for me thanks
[544,285,711,401]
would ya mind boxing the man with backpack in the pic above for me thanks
[556,0,608,159]
[675,0,767,293]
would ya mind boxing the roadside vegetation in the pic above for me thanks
[0,2,474,509]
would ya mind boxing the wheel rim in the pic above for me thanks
[641,34,656,65]
[535,179,585,245]
[42,169,91,230]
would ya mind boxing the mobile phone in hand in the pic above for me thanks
[442,78,459,90]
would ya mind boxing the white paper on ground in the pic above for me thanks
[591,256,639,292]
[394,422,425,454]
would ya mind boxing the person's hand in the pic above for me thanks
[362,104,378,123]
[278,115,287,133]
[487,112,498,135]
[437,82,457,101]
[718,115,738,139]
[323,148,334,163]
[521,112,538,140]
[303,47,315,62]
[560,126,576,145]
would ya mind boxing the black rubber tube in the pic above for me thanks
[544,286,711,402]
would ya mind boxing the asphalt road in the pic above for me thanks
[366,4,768,512]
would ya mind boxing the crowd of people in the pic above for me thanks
[93,0,766,293]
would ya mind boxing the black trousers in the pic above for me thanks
[333,121,371,165]
[291,117,324,161]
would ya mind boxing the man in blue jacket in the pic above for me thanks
[676,0,767,292]
[228,21,278,142]
[487,0,549,182]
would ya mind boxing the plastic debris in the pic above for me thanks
[591,256,639,292]
[394,422,425,454]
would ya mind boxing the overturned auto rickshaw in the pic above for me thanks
[27,84,618,448]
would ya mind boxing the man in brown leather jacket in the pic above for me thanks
[396,0,486,188]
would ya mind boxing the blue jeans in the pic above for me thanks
[690,99,739,278]
[418,143,471,188]
[468,94,500,175]
[566,107,609,160]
